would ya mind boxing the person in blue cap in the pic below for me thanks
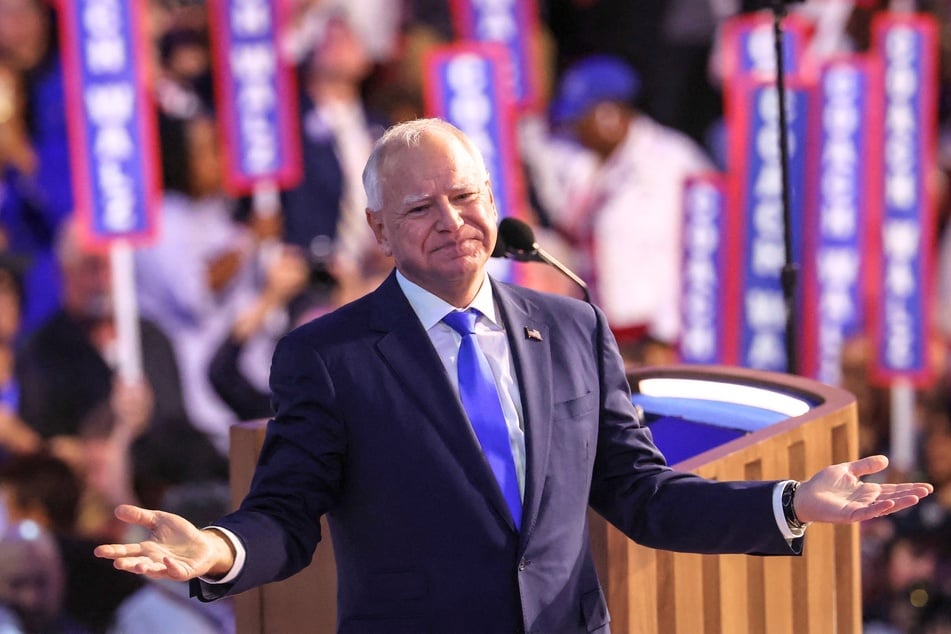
[522,54,714,355]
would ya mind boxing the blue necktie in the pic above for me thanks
[443,309,522,530]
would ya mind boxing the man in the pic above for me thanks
[281,8,388,285]
[521,55,713,346]
[95,119,932,633]
[0,520,87,633]
[16,219,227,511]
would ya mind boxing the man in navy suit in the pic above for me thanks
[96,119,933,633]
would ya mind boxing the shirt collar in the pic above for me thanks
[396,270,500,331]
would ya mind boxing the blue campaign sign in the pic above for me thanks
[679,174,728,365]
[869,14,938,386]
[801,58,875,385]
[424,42,523,224]
[59,0,160,245]
[729,80,811,372]
[208,0,302,194]
[450,0,541,110]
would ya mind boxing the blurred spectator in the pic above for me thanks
[521,55,713,346]
[0,520,88,634]
[840,335,893,457]
[15,219,227,511]
[109,481,235,634]
[286,0,402,64]
[0,453,143,632]
[0,0,73,262]
[208,244,311,422]
[0,53,61,334]
[936,210,951,341]
[0,257,41,458]
[0,452,79,535]
[281,8,388,287]
[155,26,214,118]
[135,113,258,453]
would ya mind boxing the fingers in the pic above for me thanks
[849,499,896,523]
[94,543,144,559]
[111,556,171,578]
[877,483,934,499]
[114,504,158,530]
[847,455,889,478]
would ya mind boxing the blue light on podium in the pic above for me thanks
[632,377,816,465]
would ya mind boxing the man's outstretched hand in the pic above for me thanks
[94,504,235,581]
[795,455,933,525]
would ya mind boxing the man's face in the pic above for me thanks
[0,530,64,632]
[366,130,498,305]
[0,0,47,71]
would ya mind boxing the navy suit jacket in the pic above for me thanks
[195,272,798,633]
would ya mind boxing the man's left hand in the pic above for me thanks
[794,455,933,524]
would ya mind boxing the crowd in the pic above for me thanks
[0,0,945,632]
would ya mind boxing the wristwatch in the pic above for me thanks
[782,480,806,530]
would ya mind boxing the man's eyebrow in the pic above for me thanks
[401,193,431,207]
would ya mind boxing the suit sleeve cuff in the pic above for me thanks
[198,526,246,585]
[773,480,807,541]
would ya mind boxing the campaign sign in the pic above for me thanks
[727,79,812,371]
[449,0,541,110]
[801,57,877,385]
[679,174,728,365]
[720,12,811,83]
[424,43,523,225]
[59,0,160,245]
[207,0,302,194]
[868,14,938,385]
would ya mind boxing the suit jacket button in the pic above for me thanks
[518,559,529,571]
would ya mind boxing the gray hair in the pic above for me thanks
[362,118,489,212]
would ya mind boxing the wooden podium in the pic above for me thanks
[229,365,860,634]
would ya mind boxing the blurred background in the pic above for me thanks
[0,0,947,632]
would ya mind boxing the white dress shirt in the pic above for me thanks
[395,270,527,498]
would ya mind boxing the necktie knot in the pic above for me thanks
[443,309,479,336]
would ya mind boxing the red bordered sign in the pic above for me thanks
[207,0,302,195]
[58,0,161,246]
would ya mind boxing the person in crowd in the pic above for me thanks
[15,219,227,511]
[135,112,260,454]
[95,119,932,633]
[154,25,214,119]
[521,54,714,346]
[0,520,88,634]
[207,244,312,422]
[0,52,61,334]
[281,7,389,286]
[0,0,73,267]
[0,452,144,632]
[0,257,41,459]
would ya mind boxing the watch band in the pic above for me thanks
[782,480,806,530]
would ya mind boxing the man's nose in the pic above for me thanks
[434,200,465,230]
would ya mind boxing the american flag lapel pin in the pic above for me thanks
[524,327,543,342]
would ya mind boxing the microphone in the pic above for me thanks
[494,218,591,303]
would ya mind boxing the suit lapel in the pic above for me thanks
[492,280,553,545]
[370,273,517,531]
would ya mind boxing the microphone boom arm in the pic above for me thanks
[535,246,591,303]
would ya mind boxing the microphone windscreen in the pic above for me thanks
[498,217,537,251]
[491,234,508,258]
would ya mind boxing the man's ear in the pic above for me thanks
[486,179,497,218]
[366,210,391,256]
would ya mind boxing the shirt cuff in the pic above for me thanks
[773,480,807,541]
[198,526,246,585]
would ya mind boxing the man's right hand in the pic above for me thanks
[94,504,236,581]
